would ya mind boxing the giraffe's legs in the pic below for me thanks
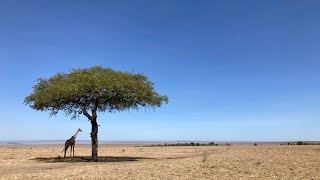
[73,144,75,157]
[64,146,68,158]
[70,145,72,157]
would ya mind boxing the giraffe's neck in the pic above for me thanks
[73,130,80,139]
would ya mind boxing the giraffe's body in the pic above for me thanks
[62,128,82,157]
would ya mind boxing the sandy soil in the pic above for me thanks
[0,144,319,179]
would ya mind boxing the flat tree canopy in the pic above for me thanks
[24,66,168,161]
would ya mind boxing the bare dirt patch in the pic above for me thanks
[0,144,319,179]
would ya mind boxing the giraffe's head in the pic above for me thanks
[78,128,83,132]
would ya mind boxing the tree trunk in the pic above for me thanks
[91,118,98,162]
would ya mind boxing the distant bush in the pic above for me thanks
[138,141,229,147]
[278,141,320,146]
[296,141,320,145]
[297,141,303,145]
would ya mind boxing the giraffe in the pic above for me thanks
[62,128,82,158]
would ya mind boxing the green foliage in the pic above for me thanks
[24,66,168,119]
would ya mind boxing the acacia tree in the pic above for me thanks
[24,66,168,161]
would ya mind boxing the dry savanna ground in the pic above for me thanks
[0,144,319,179]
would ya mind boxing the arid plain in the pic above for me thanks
[0,144,319,179]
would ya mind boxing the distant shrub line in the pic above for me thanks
[280,141,320,146]
[136,142,232,147]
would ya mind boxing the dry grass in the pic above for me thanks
[0,144,319,179]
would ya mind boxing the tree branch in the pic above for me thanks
[82,108,93,121]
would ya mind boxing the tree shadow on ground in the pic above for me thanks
[32,156,155,163]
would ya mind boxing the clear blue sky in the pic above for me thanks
[0,1,319,141]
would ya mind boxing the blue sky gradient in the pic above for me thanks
[0,1,320,141]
